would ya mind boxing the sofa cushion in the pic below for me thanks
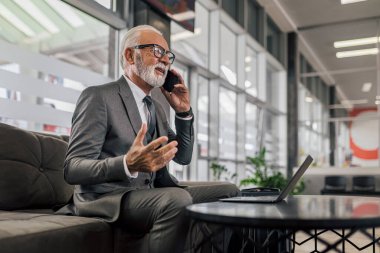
[0,211,112,253]
[0,123,73,210]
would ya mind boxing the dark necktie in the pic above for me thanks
[143,96,156,140]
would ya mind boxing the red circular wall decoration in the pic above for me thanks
[349,108,378,160]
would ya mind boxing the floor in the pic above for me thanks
[294,229,380,253]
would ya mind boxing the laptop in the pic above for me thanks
[220,155,313,203]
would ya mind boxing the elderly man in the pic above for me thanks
[63,25,239,253]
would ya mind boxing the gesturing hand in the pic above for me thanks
[126,123,178,173]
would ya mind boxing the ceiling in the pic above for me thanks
[262,0,380,109]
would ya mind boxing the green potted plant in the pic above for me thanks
[210,162,237,182]
[240,148,305,194]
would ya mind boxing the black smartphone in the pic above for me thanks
[163,70,179,92]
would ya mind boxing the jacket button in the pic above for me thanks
[39,168,44,172]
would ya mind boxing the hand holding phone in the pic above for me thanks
[160,69,190,113]
[163,70,179,92]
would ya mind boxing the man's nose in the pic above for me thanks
[160,53,170,65]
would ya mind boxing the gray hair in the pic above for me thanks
[119,25,163,69]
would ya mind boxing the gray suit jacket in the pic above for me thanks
[63,76,194,222]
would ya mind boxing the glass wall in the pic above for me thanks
[264,63,286,167]
[266,16,283,63]
[221,0,244,27]
[245,46,259,97]
[171,2,209,69]
[196,75,209,180]
[298,84,329,166]
[220,25,237,86]
[219,87,237,161]
[247,0,261,42]
[167,1,287,181]
[0,0,115,134]
[266,63,280,109]
[245,102,259,157]
[197,75,209,158]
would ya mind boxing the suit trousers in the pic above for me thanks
[115,182,240,253]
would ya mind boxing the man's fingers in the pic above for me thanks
[135,142,177,172]
[152,148,177,170]
[133,123,147,145]
[172,84,188,94]
[145,136,170,152]
[153,141,178,157]
[160,87,171,99]
[160,148,177,166]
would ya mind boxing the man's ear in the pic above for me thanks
[125,48,134,64]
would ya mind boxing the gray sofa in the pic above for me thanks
[0,123,115,253]
[0,123,233,253]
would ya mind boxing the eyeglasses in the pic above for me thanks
[133,44,175,64]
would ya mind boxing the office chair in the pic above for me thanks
[321,176,347,195]
[352,176,375,192]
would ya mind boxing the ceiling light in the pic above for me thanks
[14,0,59,34]
[334,37,380,48]
[245,56,252,63]
[0,2,35,37]
[336,48,379,58]
[305,96,313,103]
[377,95,380,100]
[245,80,252,88]
[329,104,353,109]
[45,0,84,28]
[330,100,368,109]
[245,66,251,72]
[341,99,368,104]
[362,82,372,92]
[375,100,380,105]
[341,0,367,4]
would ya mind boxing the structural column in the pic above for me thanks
[329,86,337,166]
[286,32,298,178]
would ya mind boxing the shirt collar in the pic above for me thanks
[123,75,151,103]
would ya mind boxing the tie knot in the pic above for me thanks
[143,96,153,106]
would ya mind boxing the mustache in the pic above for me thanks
[154,63,169,75]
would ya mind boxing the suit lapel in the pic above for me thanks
[117,76,143,140]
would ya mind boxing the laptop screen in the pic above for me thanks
[275,155,313,201]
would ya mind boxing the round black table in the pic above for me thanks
[186,195,380,252]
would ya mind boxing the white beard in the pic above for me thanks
[133,53,168,88]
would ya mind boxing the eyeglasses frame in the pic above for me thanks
[133,44,175,64]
